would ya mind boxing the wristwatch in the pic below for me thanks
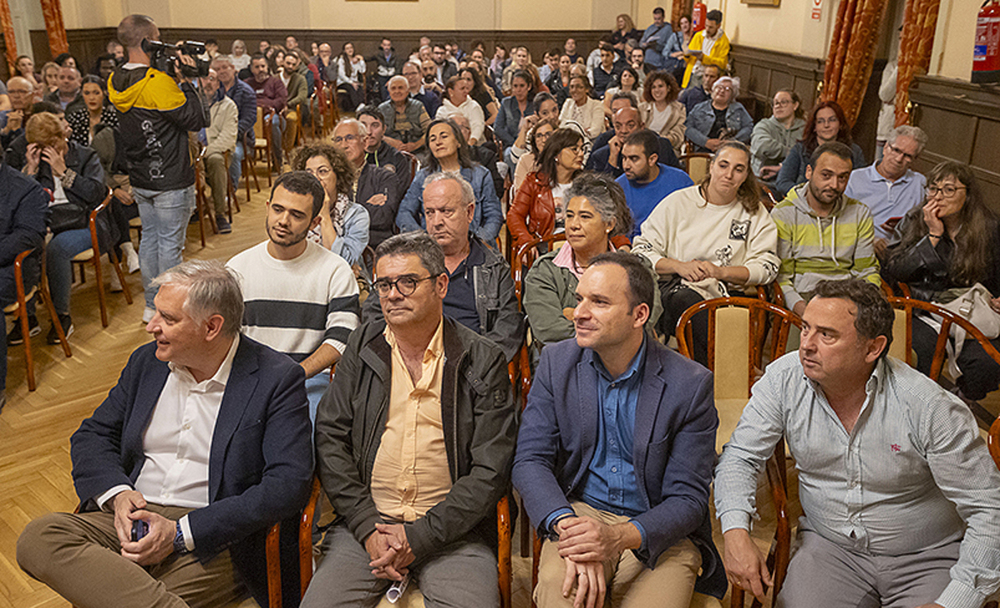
[173,522,188,555]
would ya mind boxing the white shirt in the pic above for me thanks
[97,335,241,551]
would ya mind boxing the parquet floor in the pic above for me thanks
[1,167,996,608]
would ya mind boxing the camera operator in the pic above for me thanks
[108,14,208,322]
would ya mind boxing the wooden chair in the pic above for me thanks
[192,151,216,247]
[242,134,263,201]
[675,296,800,608]
[253,107,275,187]
[223,149,241,218]
[400,150,419,189]
[70,190,133,328]
[4,246,73,391]
[678,152,713,183]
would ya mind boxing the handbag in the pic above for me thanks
[929,283,1000,378]
[48,201,89,234]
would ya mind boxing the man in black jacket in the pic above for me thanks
[333,118,401,250]
[358,108,411,196]
[108,14,207,322]
[305,231,517,608]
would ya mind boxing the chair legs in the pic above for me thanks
[10,249,72,392]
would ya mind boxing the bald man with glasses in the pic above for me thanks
[0,77,34,148]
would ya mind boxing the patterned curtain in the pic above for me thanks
[822,0,889,126]
[0,0,16,75]
[894,0,941,126]
[672,0,692,27]
[39,0,68,57]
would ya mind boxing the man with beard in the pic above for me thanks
[226,171,360,420]
[772,142,880,317]
[616,129,692,237]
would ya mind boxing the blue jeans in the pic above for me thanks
[0,272,14,394]
[134,186,194,308]
[304,373,330,425]
[268,114,286,166]
[229,140,245,190]
[26,228,93,319]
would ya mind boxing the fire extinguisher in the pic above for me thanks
[692,1,707,33]
[974,0,1000,83]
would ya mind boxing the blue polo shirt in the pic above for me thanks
[845,163,926,244]
[442,235,486,334]
[616,164,694,237]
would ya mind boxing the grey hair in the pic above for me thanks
[564,172,633,238]
[211,55,234,68]
[387,74,409,89]
[151,260,244,338]
[335,118,368,138]
[886,125,928,155]
[374,231,447,277]
[713,75,740,98]
[424,171,476,206]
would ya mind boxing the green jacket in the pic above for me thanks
[314,317,518,558]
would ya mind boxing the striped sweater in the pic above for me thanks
[227,240,360,362]
[772,185,880,309]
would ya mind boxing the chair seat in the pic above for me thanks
[4,286,38,314]
[72,249,95,263]
[255,138,268,147]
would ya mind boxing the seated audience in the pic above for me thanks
[17,260,313,607]
[509,92,560,178]
[10,112,108,346]
[640,7,671,70]
[200,68,238,234]
[563,37,581,65]
[92,54,118,82]
[433,43,459,86]
[228,38,251,72]
[1,77,34,149]
[13,56,41,96]
[883,161,1000,401]
[501,46,531,95]
[494,70,535,151]
[775,100,866,198]
[305,230,518,608]
[677,63,720,116]
[44,66,85,116]
[716,278,1000,608]
[332,119,401,250]
[545,53,573,108]
[314,43,335,83]
[420,58,446,97]
[773,141,879,317]
[334,42,366,112]
[0,149,48,408]
[611,13,643,51]
[587,105,681,176]
[513,117,558,191]
[630,46,649,80]
[280,52,308,151]
[292,144,370,267]
[681,9,729,89]
[640,70,685,154]
[750,89,805,183]
[358,107,412,195]
[213,56,257,192]
[227,171,360,418]
[245,53,287,168]
[377,75,431,153]
[685,76,752,153]
[40,62,60,97]
[460,66,498,126]
[592,43,626,100]
[845,125,927,257]
[590,90,641,152]
[523,174,649,345]
[617,129,694,236]
[67,75,118,147]
[450,113,504,199]
[397,118,503,243]
[559,75,606,140]
[403,59,441,118]
[371,37,404,101]
[538,48,559,84]
[602,66,642,114]
[513,250,726,608]
[633,141,778,363]
[436,75,485,145]
[508,128,586,250]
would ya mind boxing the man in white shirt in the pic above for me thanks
[17,259,314,608]
[227,171,360,420]
[200,67,238,233]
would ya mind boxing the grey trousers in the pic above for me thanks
[776,529,959,608]
[300,524,499,608]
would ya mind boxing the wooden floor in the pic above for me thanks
[2,167,997,608]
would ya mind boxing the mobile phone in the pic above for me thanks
[131,519,149,542]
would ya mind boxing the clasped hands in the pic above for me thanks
[366,522,414,581]
[674,259,723,283]
[111,489,177,567]
[554,516,639,608]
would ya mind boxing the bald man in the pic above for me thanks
[586,106,680,176]
[1,77,33,148]
[43,66,85,115]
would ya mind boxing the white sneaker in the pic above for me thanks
[124,246,140,274]
[109,271,123,293]
[142,307,155,324]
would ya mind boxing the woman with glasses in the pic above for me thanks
[775,100,866,198]
[513,117,559,190]
[633,141,779,364]
[750,89,805,184]
[558,75,606,140]
[291,144,370,267]
[396,118,503,243]
[883,161,1000,402]
[685,75,753,154]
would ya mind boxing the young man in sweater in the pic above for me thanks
[226,171,360,420]
[772,141,880,316]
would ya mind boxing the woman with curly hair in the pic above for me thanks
[775,100,866,198]
[640,70,685,153]
[292,143,370,267]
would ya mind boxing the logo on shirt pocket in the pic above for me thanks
[729,219,750,241]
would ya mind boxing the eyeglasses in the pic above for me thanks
[772,99,793,107]
[307,166,333,178]
[535,131,553,142]
[333,134,359,144]
[884,142,916,163]
[926,185,966,198]
[815,117,839,125]
[373,274,438,297]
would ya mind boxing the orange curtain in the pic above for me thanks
[0,0,16,75]
[894,0,941,126]
[822,0,889,126]
[672,0,692,27]
[39,0,69,57]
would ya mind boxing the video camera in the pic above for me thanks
[141,39,210,78]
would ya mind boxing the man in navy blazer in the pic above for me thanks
[512,251,726,608]
[17,260,313,608]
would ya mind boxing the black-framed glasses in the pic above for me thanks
[884,142,916,162]
[373,274,438,297]
[926,184,966,198]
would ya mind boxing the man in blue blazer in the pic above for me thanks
[17,260,314,608]
[512,251,726,608]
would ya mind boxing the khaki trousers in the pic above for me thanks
[204,152,229,217]
[535,501,702,608]
[17,504,246,608]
